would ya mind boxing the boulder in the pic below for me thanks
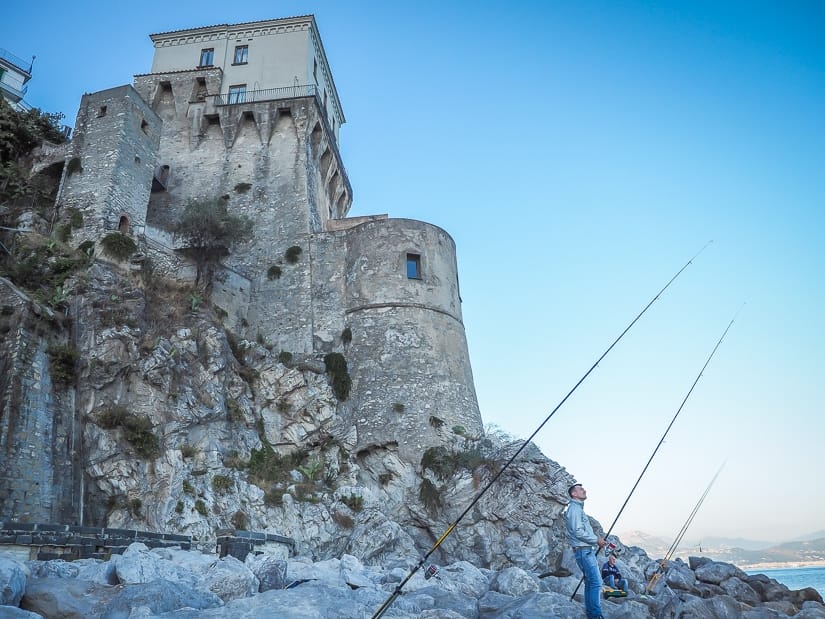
[0,607,43,618]
[0,557,27,606]
[101,579,222,618]
[115,543,199,588]
[201,555,258,602]
[20,578,116,619]
[694,561,747,585]
[721,576,761,607]
[491,567,541,597]
[245,555,288,592]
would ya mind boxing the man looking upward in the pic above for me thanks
[566,483,607,619]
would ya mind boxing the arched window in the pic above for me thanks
[118,215,131,235]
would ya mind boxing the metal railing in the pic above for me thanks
[0,48,33,74]
[211,84,318,106]
[0,80,27,101]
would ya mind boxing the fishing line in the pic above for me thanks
[571,306,742,599]
[645,460,726,593]
[371,243,711,619]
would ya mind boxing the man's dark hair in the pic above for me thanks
[568,483,581,497]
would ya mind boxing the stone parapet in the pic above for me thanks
[0,521,191,561]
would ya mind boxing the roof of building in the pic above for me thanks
[149,15,314,39]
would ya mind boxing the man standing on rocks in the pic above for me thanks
[566,483,607,619]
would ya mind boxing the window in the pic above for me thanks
[313,59,318,84]
[228,84,247,104]
[406,253,421,279]
[233,45,249,65]
[97,105,107,117]
[199,48,214,67]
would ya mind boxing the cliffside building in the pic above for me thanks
[4,16,483,526]
[0,48,33,111]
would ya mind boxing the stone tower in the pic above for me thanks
[56,86,161,246]
[56,15,482,461]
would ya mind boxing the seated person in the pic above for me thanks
[601,554,629,593]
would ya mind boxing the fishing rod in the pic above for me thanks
[370,243,711,619]
[571,306,741,599]
[645,460,726,593]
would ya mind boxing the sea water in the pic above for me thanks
[745,566,825,598]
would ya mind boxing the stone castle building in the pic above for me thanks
[55,16,482,461]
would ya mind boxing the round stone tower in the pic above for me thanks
[342,218,482,460]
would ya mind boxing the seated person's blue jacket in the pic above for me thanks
[601,561,622,582]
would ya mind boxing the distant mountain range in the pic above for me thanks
[618,530,825,567]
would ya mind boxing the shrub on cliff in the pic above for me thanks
[173,198,253,286]
[323,352,351,401]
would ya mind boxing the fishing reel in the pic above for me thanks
[423,564,440,580]
[604,538,624,556]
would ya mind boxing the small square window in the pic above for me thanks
[199,48,214,67]
[97,105,107,117]
[233,45,249,65]
[406,253,421,279]
[228,84,247,104]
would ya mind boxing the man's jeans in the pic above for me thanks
[604,574,629,592]
[574,547,603,619]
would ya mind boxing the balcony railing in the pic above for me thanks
[0,80,27,102]
[211,84,318,106]
[0,48,33,74]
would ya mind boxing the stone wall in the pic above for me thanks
[0,279,77,524]
[341,218,482,459]
[56,85,161,248]
[0,521,191,561]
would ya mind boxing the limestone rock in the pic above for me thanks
[0,557,27,606]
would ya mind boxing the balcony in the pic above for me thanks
[0,48,33,75]
[210,84,319,106]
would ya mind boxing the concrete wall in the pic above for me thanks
[56,85,161,248]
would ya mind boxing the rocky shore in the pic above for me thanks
[2,541,824,618]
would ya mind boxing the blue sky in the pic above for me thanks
[5,1,824,544]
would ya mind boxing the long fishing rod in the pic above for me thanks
[370,243,711,619]
[646,461,726,593]
[571,307,741,599]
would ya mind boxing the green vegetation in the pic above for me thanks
[267,265,282,280]
[100,232,137,261]
[212,475,233,493]
[223,450,246,470]
[420,445,492,481]
[323,352,351,401]
[175,500,184,514]
[129,498,143,517]
[341,493,364,512]
[332,511,354,528]
[95,407,160,459]
[452,425,466,436]
[66,157,82,176]
[378,473,393,486]
[247,445,306,485]
[226,398,244,423]
[194,499,208,516]
[47,344,79,386]
[181,444,197,459]
[68,208,83,228]
[419,479,442,515]
[278,350,292,364]
[182,479,195,494]
[298,458,323,482]
[284,245,302,264]
[173,197,253,286]
[231,510,248,530]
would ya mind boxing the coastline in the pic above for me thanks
[741,560,825,570]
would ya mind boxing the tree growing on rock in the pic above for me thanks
[173,198,253,287]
